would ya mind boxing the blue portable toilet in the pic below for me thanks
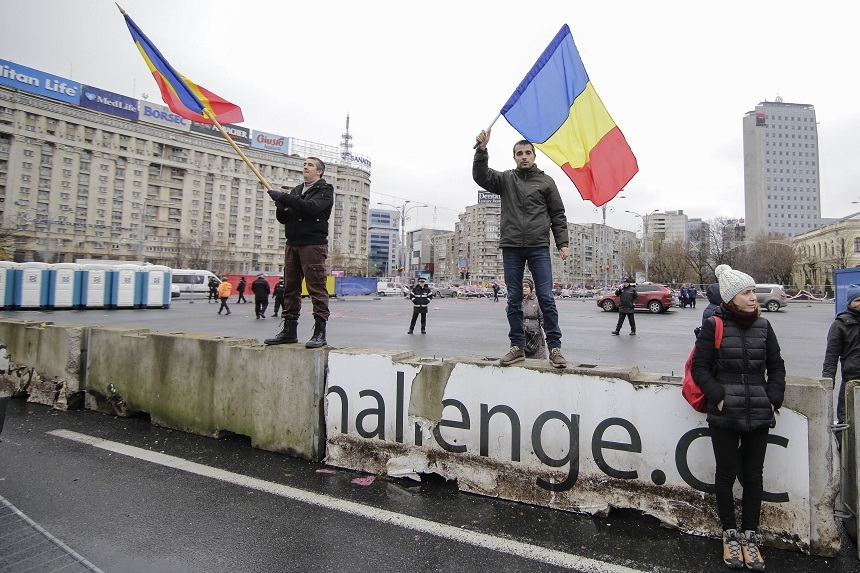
[14,262,50,310]
[110,264,141,309]
[0,261,19,309]
[138,265,171,308]
[80,263,114,309]
[47,263,82,310]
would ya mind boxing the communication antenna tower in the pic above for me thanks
[340,113,353,161]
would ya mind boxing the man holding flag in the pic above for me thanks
[473,130,569,368]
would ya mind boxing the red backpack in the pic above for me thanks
[682,317,723,412]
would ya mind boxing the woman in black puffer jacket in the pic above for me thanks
[691,265,785,571]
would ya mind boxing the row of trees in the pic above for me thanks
[623,217,797,288]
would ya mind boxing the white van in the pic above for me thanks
[376,281,403,296]
[171,269,219,293]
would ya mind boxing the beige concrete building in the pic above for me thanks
[0,85,370,274]
[646,210,688,244]
[552,222,638,288]
[791,217,860,289]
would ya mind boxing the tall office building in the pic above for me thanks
[368,208,398,276]
[743,98,821,239]
[646,210,688,244]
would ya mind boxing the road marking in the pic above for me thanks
[49,429,651,573]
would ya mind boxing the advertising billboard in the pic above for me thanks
[250,130,289,154]
[79,85,139,121]
[478,191,501,204]
[138,101,191,132]
[0,59,80,104]
[190,121,250,145]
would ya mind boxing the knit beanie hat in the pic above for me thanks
[847,284,860,307]
[714,264,755,303]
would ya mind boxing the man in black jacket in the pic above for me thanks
[473,130,569,368]
[263,157,333,348]
[271,279,285,317]
[236,276,248,303]
[612,278,638,335]
[408,277,432,334]
[251,274,271,320]
[823,283,860,427]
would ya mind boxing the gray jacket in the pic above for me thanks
[472,148,569,249]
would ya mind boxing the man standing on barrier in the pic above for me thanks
[473,129,569,368]
[263,157,333,349]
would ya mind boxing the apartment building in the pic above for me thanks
[0,59,371,273]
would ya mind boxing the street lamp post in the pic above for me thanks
[377,201,428,280]
[625,209,658,283]
[594,196,624,288]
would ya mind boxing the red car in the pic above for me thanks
[596,283,676,313]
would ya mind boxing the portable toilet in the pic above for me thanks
[14,262,50,310]
[0,261,18,309]
[47,263,82,310]
[138,265,171,308]
[80,263,114,309]
[110,264,140,309]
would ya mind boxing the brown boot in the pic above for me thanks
[499,346,525,366]
[549,347,567,368]
[741,530,765,571]
[722,529,743,570]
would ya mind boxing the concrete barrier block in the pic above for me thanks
[85,328,326,460]
[0,319,89,409]
[326,350,841,556]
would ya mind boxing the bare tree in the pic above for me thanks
[685,226,712,286]
[707,216,747,271]
[647,239,690,285]
[746,233,796,286]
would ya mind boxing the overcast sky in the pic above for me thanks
[3,0,859,234]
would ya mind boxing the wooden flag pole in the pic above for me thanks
[201,108,272,191]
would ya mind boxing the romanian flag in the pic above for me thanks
[119,6,243,125]
[501,24,637,206]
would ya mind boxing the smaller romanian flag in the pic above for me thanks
[501,24,637,207]
[119,6,243,125]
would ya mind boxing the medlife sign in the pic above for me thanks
[325,352,815,550]
[79,85,138,121]
[0,59,80,104]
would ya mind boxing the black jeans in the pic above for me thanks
[615,312,636,333]
[273,297,284,316]
[218,297,230,314]
[409,310,427,331]
[254,297,268,318]
[710,425,769,532]
[237,292,247,303]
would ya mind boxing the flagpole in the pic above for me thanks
[201,109,272,191]
[473,112,502,149]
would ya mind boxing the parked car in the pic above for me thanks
[170,283,181,298]
[596,283,676,313]
[557,288,574,298]
[755,284,788,312]
[433,284,464,298]
[575,289,595,298]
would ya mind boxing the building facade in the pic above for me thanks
[455,198,504,283]
[743,98,822,239]
[552,222,638,288]
[406,227,449,280]
[647,210,688,244]
[0,59,371,274]
[368,208,398,276]
[791,217,860,290]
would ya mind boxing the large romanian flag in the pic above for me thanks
[119,6,243,125]
[501,24,637,206]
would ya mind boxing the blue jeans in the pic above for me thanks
[502,247,562,349]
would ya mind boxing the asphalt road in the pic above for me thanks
[0,294,836,380]
[0,295,855,572]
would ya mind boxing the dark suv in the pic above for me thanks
[596,283,676,313]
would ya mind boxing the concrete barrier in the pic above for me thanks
[843,380,860,558]
[84,327,327,460]
[325,350,841,556]
[0,319,88,409]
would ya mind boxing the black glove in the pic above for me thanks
[267,189,285,201]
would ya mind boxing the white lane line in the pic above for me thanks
[49,429,650,573]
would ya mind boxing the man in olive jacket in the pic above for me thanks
[473,129,569,368]
[263,157,333,348]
